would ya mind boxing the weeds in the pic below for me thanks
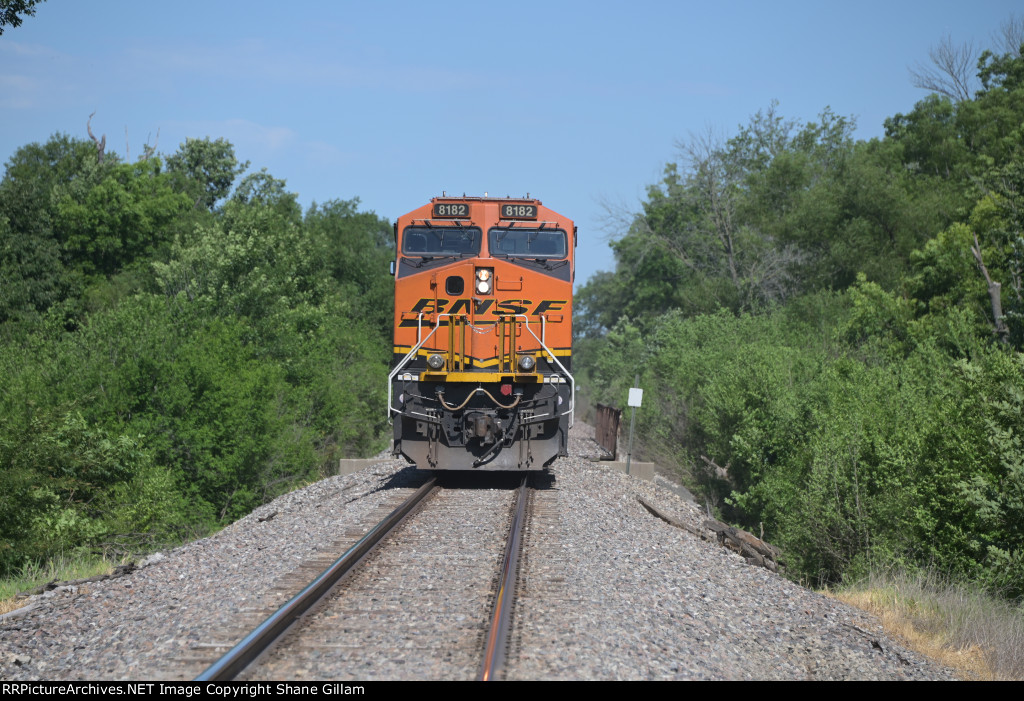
[832,570,1024,680]
[0,554,115,615]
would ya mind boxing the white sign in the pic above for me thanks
[628,388,643,408]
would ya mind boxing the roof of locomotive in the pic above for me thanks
[430,194,541,203]
[397,196,575,223]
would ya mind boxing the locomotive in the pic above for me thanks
[389,196,575,470]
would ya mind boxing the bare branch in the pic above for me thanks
[594,192,639,242]
[86,112,106,163]
[700,454,731,483]
[994,13,1024,57]
[140,129,159,161]
[909,35,979,102]
[971,231,1010,344]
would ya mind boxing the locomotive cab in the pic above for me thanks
[388,196,575,470]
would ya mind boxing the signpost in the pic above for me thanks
[626,376,642,475]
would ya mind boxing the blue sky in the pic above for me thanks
[1,1,1020,287]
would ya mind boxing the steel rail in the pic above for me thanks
[195,477,439,682]
[479,474,529,681]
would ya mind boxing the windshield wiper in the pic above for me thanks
[404,252,477,268]
[524,258,568,271]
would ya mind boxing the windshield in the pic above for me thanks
[488,228,568,259]
[401,226,481,257]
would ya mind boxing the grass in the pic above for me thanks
[830,570,1024,680]
[0,554,117,615]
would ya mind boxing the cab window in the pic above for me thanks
[401,226,481,256]
[488,228,567,259]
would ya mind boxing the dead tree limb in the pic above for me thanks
[971,231,1010,344]
[700,454,731,482]
[637,496,784,573]
[87,112,106,163]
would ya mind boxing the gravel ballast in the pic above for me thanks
[0,426,957,681]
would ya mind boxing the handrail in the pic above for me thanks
[389,313,574,427]
[517,314,574,426]
[387,312,435,424]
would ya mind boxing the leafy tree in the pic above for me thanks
[165,137,249,211]
[54,157,193,276]
[0,130,398,575]
[304,198,394,337]
[0,0,45,35]
[885,95,972,179]
[0,212,71,325]
[574,271,628,339]
[230,168,301,225]
[952,351,1024,598]
[155,198,325,321]
[570,22,1024,598]
[0,134,101,323]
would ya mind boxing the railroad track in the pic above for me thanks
[194,473,534,681]
[479,474,528,681]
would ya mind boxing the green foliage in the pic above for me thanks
[0,409,152,570]
[884,94,971,179]
[909,222,979,313]
[0,0,45,35]
[230,168,302,225]
[574,39,1024,602]
[0,134,99,323]
[953,351,1024,598]
[54,158,193,276]
[155,202,327,320]
[0,131,394,576]
[843,273,916,358]
[304,198,395,338]
[165,137,249,211]
[586,296,1003,587]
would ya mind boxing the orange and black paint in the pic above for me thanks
[390,196,574,470]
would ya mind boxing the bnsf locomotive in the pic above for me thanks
[389,196,575,470]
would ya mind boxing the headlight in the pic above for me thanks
[427,354,445,370]
[518,354,536,371]
[476,268,493,294]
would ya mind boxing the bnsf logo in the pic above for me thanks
[400,298,566,325]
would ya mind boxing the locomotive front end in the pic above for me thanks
[389,197,574,470]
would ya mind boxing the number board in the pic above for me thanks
[500,203,538,219]
[433,203,470,218]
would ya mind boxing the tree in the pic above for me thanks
[618,106,847,317]
[54,158,193,276]
[0,0,45,35]
[0,134,101,322]
[993,13,1024,57]
[909,34,979,103]
[304,198,394,337]
[229,168,301,225]
[884,94,970,179]
[165,137,249,211]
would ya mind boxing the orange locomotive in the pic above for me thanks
[389,196,575,470]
